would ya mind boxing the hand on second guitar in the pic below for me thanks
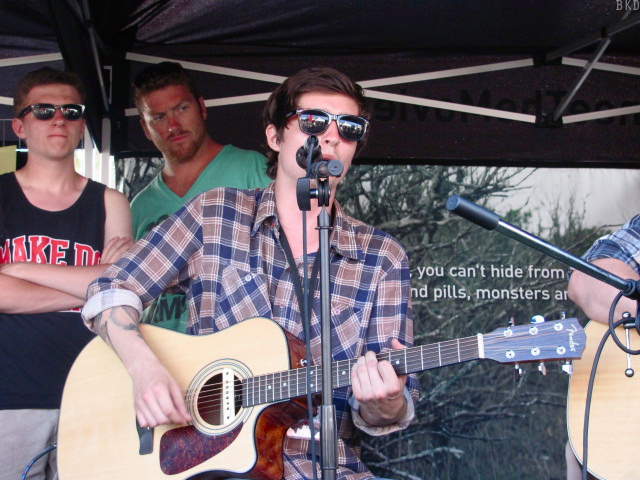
[351,338,408,427]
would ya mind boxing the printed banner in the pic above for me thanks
[336,164,637,480]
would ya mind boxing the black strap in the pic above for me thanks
[279,226,323,480]
[279,227,321,316]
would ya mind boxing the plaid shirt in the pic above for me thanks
[84,184,419,480]
[583,214,640,275]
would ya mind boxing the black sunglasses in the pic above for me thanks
[286,108,369,142]
[18,104,85,121]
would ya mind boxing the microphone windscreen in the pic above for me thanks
[296,135,321,170]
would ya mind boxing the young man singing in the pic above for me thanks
[82,67,418,480]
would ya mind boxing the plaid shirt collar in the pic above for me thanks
[252,183,363,261]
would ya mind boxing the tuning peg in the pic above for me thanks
[538,361,547,375]
[530,315,545,324]
[514,362,523,381]
[561,361,573,375]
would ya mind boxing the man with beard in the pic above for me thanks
[131,62,271,332]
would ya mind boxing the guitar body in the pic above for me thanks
[567,321,640,480]
[57,317,307,480]
[57,314,583,479]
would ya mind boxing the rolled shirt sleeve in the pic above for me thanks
[82,288,143,327]
[582,214,640,274]
[348,387,416,436]
[81,193,206,329]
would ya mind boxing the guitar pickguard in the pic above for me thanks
[160,423,243,475]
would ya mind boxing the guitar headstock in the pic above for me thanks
[482,318,585,363]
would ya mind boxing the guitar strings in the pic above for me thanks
[188,336,483,415]
[192,335,503,408]
[188,328,563,416]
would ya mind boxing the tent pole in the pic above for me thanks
[551,37,612,124]
[545,11,640,63]
[550,10,638,124]
[101,117,111,186]
[81,0,110,113]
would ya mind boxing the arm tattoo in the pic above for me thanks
[94,306,142,348]
[94,311,112,347]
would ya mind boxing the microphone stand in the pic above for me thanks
[445,195,640,299]
[446,194,640,480]
[296,140,344,480]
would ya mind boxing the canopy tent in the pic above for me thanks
[2,4,640,478]
[1,0,639,168]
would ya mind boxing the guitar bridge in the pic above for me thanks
[222,367,236,425]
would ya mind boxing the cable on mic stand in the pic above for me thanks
[297,135,320,480]
[293,135,343,480]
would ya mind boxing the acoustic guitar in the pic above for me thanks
[567,320,640,480]
[58,316,584,480]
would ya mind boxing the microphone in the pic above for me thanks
[309,159,344,179]
[296,135,322,170]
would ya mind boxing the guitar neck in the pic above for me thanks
[243,335,481,407]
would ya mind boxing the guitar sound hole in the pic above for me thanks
[196,373,242,426]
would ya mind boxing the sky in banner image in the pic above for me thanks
[503,168,640,231]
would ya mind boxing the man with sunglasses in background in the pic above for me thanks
[82,67,418,480]
[0,67,133,480]
[130,62,271,334]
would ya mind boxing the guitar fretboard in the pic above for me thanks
[242,336,481,407]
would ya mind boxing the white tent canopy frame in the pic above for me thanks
[123,52,640,126]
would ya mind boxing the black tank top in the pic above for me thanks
[0,172,105,409]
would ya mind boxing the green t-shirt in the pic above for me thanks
[130,144,271,332]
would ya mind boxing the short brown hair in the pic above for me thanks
[262,67,370,179]
[13,67,86,116]
[133,62,200,112]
